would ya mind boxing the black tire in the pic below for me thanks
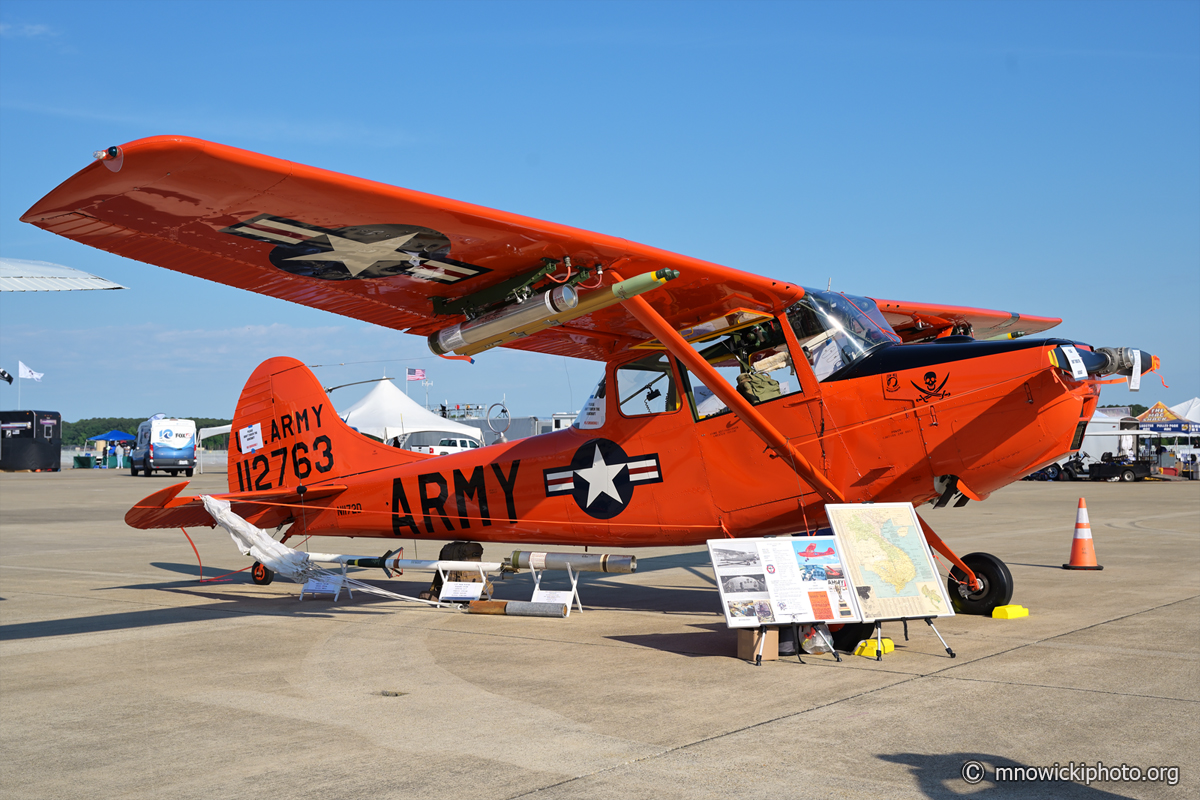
[130,463,138,476]
[251,562,274,585]
[829,622,875,652]
[1044,464,1062,481]
[948,552,1014,615]
[143,460,153,477]
[184,468,194,478]
[1062,465,1077,482]
[1120,468,1136,483]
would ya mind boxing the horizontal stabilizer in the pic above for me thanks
[125,481,347,530]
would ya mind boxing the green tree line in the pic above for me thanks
[62,418,232,448]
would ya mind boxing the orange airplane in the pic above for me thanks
[797,544,836,560]
[22,136,1160,617]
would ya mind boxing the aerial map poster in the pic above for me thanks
[708,536,864,628]
[825,503,954,622]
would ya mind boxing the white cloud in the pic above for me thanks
[0,23,55,38]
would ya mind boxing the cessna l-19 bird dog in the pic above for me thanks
[22,137,1160,616]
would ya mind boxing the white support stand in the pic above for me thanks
[530,563,584,617]
[301,563,352,601]
[436,564,493,604]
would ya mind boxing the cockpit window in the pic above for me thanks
[616,353,679,417]
[787,289,898,381]
[677,318,803,421]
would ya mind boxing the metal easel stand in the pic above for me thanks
[529,563,584,617]
[813,622,842,663]
[890,617,956,660]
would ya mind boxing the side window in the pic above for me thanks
[616,353,679,417]
[679,319,802,421]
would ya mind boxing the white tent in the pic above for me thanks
[1169,397,1200,423]
[338,379,481,444]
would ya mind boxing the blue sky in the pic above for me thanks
[1,0,1196,422]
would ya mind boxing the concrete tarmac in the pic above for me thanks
[1,469,1196,799]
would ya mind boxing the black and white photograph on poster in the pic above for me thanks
[720,573,767,593]
[710,543,761,568]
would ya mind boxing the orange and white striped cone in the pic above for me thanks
[1062,498,1103,570]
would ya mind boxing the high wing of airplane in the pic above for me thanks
[22,136,1161,616]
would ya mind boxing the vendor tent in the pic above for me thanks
[1137,402,1197,434]
[86,429,134,442]
[339,379,481,445]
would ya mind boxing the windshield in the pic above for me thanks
[787,289,898,380]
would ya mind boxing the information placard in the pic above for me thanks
[824,503,954,622]
[439,581,485,602]
[708,536,864,628]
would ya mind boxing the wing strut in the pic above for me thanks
[613,271,846,506]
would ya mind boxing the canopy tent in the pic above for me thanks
[87,429,134,442]
[1137,402,1198,434]
[339,379,482,444]
[1169,398,1200,423]
[198,424,231,441]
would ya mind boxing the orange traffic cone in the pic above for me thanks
[1062,498,1103,570]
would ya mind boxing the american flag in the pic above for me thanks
[406,368,426,381]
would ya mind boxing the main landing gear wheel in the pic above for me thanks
[829,622,876,652]
[251,562,274,585]
[948,552,1013,615]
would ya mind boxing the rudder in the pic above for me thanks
[228,357,429,493]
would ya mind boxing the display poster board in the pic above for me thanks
[824,503,954,622]
[708,535,864,628]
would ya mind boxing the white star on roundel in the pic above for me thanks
[574,445,628,508]
[285,232,420,277]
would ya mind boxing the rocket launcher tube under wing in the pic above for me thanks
[436,269,681,358]
[509,551,637,573]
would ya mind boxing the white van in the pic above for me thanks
[131,416,197,477]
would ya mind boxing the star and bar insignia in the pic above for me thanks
[221,214,490,284]
[543,438,663,520]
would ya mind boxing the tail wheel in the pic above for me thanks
[251,562,274,585]
[948,552,1014,615]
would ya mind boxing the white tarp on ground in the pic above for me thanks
[338,379,481,443]
[1169,397,1200,423]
